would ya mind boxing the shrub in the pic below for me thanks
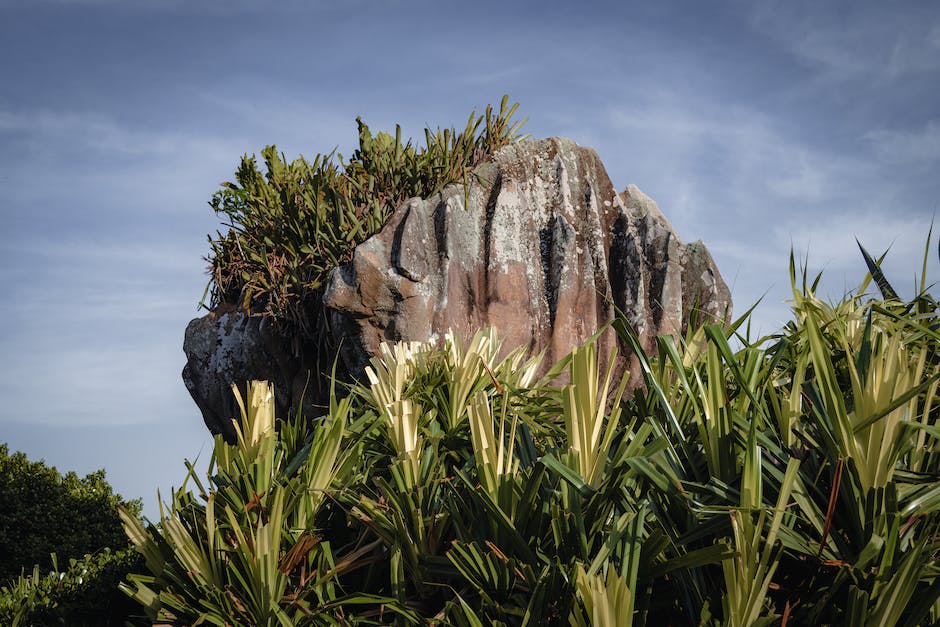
[0,444,142,583]
[0,446,145,625]
[0,549,145,627]
[205,96,525,346]
[121,243,940,625]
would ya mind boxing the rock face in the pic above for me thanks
[183,137,731,436]
[182,305,314,441]
[324,137,731,385]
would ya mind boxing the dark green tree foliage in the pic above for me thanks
[0,444,142,583]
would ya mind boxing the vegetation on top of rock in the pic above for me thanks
[123,243,940,625]
[205,96,526,347]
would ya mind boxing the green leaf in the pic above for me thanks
[539,453,594,497]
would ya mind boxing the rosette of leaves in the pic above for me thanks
[125,239,940,625]
[119,381,414,625]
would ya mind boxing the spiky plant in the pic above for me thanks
[124,242,940,625]
[118,382,413,625]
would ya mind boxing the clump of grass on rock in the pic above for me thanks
[206,96,526,354]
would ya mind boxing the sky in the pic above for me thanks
[0,0,938,519]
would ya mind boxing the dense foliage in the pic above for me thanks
[205,97,525,343]
[0,444,142,583]
[0,549,144,626]
[0,445,144,625]
[121,246,940,625]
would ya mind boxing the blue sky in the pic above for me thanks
[1,0,938,518]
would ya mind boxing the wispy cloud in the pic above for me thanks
[603,90,868,216]
[0,340,190,426]
[0,106,243,164]
[744,0,940,81]
[0,0,331,12]
[864,121,940,164]
[780,211,932,268]
[584,70,938,338]
[0,107,227,428]
[0,235,208,427]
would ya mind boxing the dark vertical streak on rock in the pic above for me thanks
[608,212,629,316]
[649,231,670,328]
[390,205,411,275]
[481,171,503,309]
[433,199,448,261]
[539,216,557,327]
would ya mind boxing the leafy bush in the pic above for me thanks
[205,96,525,344]
[0,446,145,625]
[0,444,142,583]
[0,549,144,627]
[124,246,940,625]
[119,380,395,625]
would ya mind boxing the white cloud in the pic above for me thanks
[0,233,205,428]
[931,24,940,49]
[1,238,202,272]
[773,210,938,301]
[0,234,211,429]
[591,76,938,338]
[0,332,191,426]
[712,210,939,340]
[0,0,324,12]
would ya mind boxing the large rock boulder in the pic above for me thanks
[183,137,731,435]
[324,137,730,385]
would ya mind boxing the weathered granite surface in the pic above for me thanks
[324,137,731,384]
